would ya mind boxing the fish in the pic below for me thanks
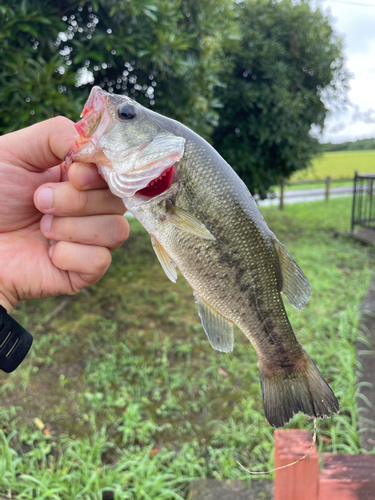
[66,86,339,428]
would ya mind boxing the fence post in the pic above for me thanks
[325,176,331,202]
[279,180,284,210]
[367,177,373,197]
[351,171,358,231]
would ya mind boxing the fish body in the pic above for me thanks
[67,87,339,427]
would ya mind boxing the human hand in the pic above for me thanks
[0,117,129,312]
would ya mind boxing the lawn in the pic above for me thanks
[0,197,374,499]
[291,150,375,181]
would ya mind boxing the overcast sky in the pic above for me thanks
[317,0,375,143]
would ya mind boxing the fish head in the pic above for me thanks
[66,86,185,199]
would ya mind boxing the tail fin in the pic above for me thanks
[259,350,339,428]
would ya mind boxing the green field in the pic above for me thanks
[291,150,375,181]
[0,197,374,499]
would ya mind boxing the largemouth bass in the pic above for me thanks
[66,86,339,428]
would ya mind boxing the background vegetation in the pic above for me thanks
[0,0,349,196]
[323,137,375,152]
[1,197,374,499]
[1,1,373,497]
[291,149,375,181]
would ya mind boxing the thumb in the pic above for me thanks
[0,117,77,172]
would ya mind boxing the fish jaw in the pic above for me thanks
[65,86,186,200]
[99,143,184,199]
[65,86,113,168]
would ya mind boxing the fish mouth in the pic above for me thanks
[135,165,175,198]
[65,86,112,168]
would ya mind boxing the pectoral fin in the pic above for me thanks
[274,239,311,310]
[151,235,177,283]
[194,294,234,353]
[166,207,215,241]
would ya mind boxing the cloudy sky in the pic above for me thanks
[317,0,375,143]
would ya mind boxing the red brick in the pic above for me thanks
[319,454,375,500]
[274,429,319,500]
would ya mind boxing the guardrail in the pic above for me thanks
[278,177,353,210]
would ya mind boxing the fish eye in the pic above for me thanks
[117,104,137,120]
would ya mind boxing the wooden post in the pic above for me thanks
[279,180,284,210]
[325,176,331,202]
[274,430,319,500]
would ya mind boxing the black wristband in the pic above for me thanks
[0,305,33,373]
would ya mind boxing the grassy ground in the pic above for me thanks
[291,150,375,181]
[0,197,374,499]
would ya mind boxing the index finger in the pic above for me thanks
[68,162,108,191]
[0,117,77,172]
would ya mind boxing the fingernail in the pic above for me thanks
[48,244,55,259]
[41,215,53,233]
[37,187,53,211]
[77,165,94,187]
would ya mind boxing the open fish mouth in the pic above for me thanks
[65,86,185,199]
[135,165,175,198]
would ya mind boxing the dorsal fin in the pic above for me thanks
[194,294,234,353]
[274,239,311,310]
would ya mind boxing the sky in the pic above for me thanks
[318,0,375,143]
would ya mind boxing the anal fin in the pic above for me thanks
[194,294,234,353]
[151,235,177,283]
[166,206,215,241]
[274,238,311,310]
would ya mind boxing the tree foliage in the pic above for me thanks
[0,0,348,194]
[0,1,80,132]
[212,0,349,196]
[0,0,236,137]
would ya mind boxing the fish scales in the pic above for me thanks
[66,86,339,428]
[132,138,297,362]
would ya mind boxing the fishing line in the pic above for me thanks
[236,417,317,475]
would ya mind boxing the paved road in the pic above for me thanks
[257,186,353,206]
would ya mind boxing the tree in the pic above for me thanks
[0,0,236,138]
[211,0,349,197]
[0,1,81,133]
[1,0,348,195]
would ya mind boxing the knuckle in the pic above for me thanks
[77,190,89,213]
[111,216,129,248]
[93,249,112,275]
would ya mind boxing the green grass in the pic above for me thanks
[0,197,374,499]
[291,150,375,181]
